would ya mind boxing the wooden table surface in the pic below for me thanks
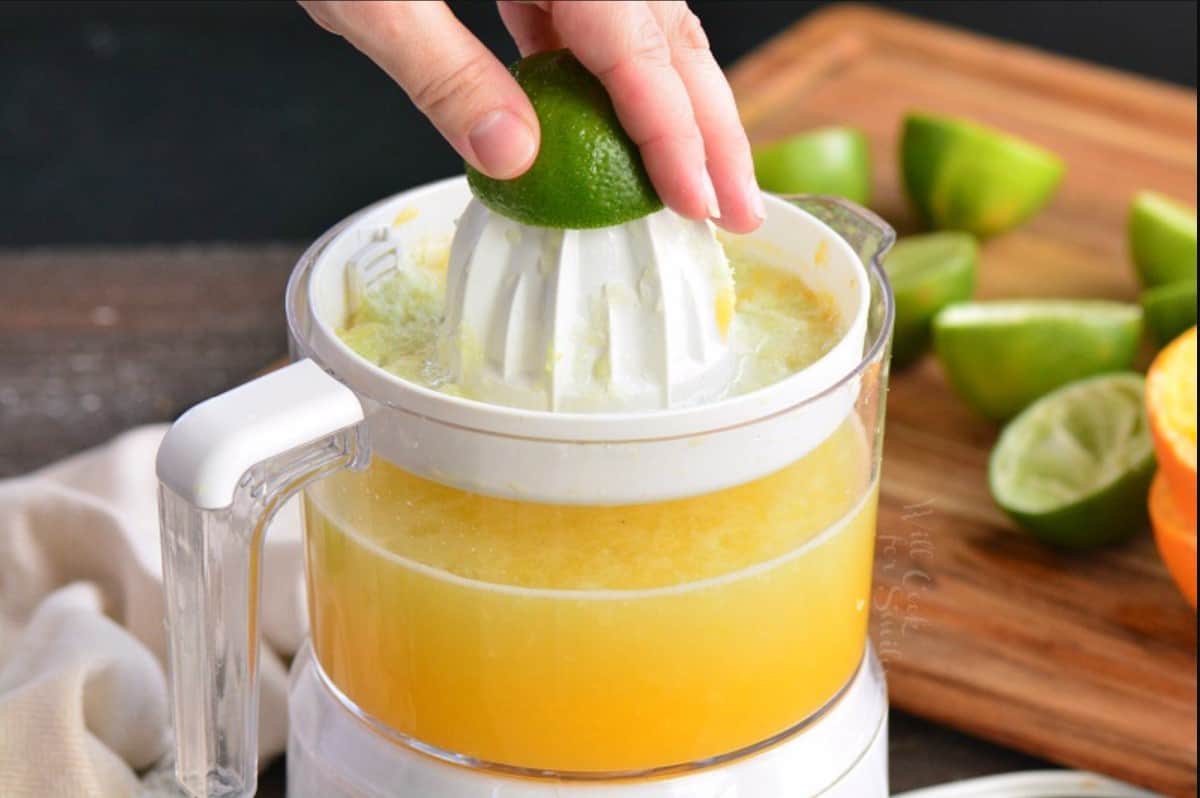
[0,242,1050,793]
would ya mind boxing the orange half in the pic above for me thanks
[1150,470,1197,608]
[1146,326,1197,526]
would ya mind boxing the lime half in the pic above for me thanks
[1142,280,1198,347]
[989,373,1155,549]
[466,50,661,229]
[1129,192,1197,288]
[753,128,871,205]
[901,112,1064,238]
[933,300,1142,421]
[884,232,978,367]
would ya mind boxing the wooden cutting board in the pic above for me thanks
[727,6,1197,795]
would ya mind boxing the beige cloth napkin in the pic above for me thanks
[0,426,306,797]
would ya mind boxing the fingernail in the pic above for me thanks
[469,109,537,179]
[700,168,721,220]
[747,174,767,221]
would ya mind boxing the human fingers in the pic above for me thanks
[300,1,540,179]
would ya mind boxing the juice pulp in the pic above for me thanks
[302,417,877,773]
[336,237,845,402]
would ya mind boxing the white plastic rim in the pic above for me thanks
[893,771,1162,798]
[289,176,887,504]
[287,642,889,798]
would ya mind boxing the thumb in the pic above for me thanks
[302,1,540,179]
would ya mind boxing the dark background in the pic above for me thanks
[2,0,1196,247]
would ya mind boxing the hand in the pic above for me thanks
[299,1,764,233]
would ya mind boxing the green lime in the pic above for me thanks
[752,128,871,205]
[932,300,1142,421]
[900,112,1064,238]
[466,50,661,229]
[989,373,1155,549]
[883,232,978,367]
[1142,280,1198,347]
[1128,192,1197,288]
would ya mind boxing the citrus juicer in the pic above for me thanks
[156,174,895,797]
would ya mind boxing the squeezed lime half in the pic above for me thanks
[989,373,1155,549]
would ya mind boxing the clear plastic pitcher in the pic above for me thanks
[156,178,895,798]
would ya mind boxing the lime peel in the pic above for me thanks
[883,232,978,367]
[752,128,871,205]
[933,299,1142,421]
[901,112,1064,238]
[1129,191,1197,288]
[466,50,662,229]
[1142,280,1198,347]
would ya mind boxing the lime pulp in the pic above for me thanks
[989,373,1155,549]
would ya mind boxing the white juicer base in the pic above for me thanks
[286,642,888,798]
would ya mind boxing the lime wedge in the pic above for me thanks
[1142,280,1198,347]
[884,232,978,367]
[753,128,871,205]
[901,112,1064,238]
[1129,192,1197,288]
[933,300,1142,421]
[989,373,1155,549]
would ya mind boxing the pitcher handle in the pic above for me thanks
[156,359,366,798]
